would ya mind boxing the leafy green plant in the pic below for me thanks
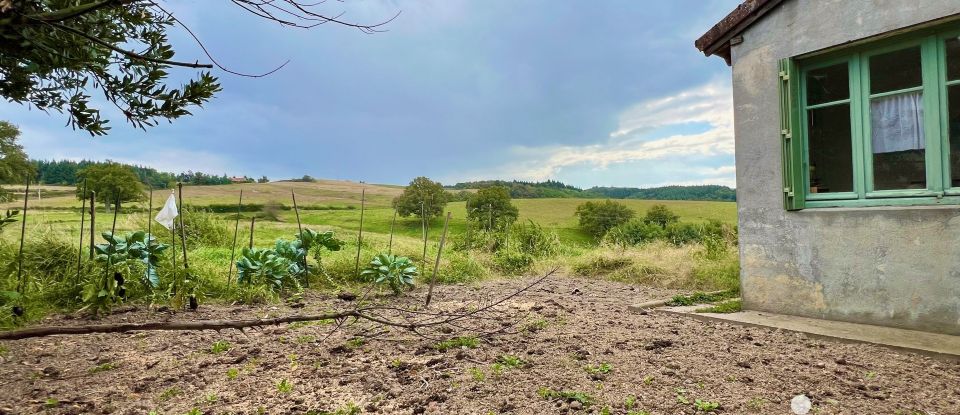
[694,399,720,412]
[95,231,169,287]
[159,387,182,401]
[237,229,343,291]
[360,254,417,295]
[584,363,613,375]
[226,368,239,380]
[210,340,231,354]
[0,210,19,233]
[88,362,115,373]
[434,336,478,352]
[468,367,485,382]
[276,378,293,393]
[537,388,593,406]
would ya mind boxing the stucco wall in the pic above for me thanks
[730,0,960,334]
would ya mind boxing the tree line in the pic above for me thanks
[31,159,258,188]
[451,180,736,202]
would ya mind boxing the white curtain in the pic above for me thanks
[871,91,924,154]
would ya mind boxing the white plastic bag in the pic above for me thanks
[154,192,178,230]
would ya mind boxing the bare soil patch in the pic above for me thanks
[0,276,957,414]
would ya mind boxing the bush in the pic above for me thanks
[435,253,488,284]
[643,204,679,229]
[602,220,665,247]
[575,200,635,238]
[665,220,733,246]
[572,254,633,276]
[510,220,560,257]
[179,208,230,247]
[493,249,534,275]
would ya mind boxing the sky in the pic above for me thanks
[0,0,741,188]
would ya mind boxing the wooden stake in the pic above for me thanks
[15,181,29,293]
[75,179,86,286]
[420,201,427,264]
[248,217,256,249]
[146,185,153,286]
[292,190,307,287]
[354,188,365,277]
[176,183,188,269]
[89,191,96,260]
[425,212,451,307]
[103,192,120,293]
[227,190,243,287]
[388,208,397,255]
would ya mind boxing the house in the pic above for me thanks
[696,0,960,334]
[229,176,249,184]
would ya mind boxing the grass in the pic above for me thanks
[538,388,594,406]
[434,336,478,352]
[696,299,742,313]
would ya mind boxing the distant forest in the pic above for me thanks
[31,160,253,188]
[451,180,736,201]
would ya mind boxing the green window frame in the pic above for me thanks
[780,23,960,210]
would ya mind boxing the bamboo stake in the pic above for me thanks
[75,179,87,286]
[146,185,153,286]
[15,181,29,293]
[388,208,397,255]
[226,190,243,287]
[420,201,427,264]
[89,191,96,260]
[425,212,451,307]
[103,192,120,293]
[249,217,256,249]
[292,190,307,287]
[354,188,365,277]
[176,183,188,269]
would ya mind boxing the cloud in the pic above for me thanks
[457,79,735,185]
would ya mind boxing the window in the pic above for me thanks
[780,24,960,209]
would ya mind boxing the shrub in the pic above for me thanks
[572,254,633,276]
[643,204,679,229]
[603,220,665,247]
[436,253,488,284]
[510,220,560,257]
[575,200,635,238]
[493,249,534,275]
[179,208,230,247]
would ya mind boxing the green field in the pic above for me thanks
[2,181,736,247]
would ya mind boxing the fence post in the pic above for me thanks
[227,190,243,287]
[388,208,397,255]
[146,185,153,287]
[425,212,451,307]
[420,201,427,264]
[292,190,308,287]
[176,183,189,269]
[89,191,96,260]
[248,217,256,249]
[75,179,87,286]
[15,181,29,294]
[354,188,365,277]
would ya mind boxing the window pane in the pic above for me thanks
[949,85,960,187]
[871,91,926,190]
[948,37,960,82]
[870,46,922,94]
[806,63,849,105]
[808,104,853,193]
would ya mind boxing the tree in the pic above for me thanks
[0,122,35,201]
[575,200,635,238]
[0,1,397,135]
[644,204,680,229]
[257,176,269,183]
[76,163,144,210]
[393,177,448,220]
[466,186,519,230]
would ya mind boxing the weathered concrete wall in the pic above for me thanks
[730,0,960,334]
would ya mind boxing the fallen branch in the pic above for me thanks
[0,268,557,341]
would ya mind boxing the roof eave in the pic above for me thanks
[694,0,787,65]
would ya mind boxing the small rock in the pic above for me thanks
[569,400,583,410]
[337,291,358,301]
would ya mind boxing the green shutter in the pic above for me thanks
[778,58,805,210]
